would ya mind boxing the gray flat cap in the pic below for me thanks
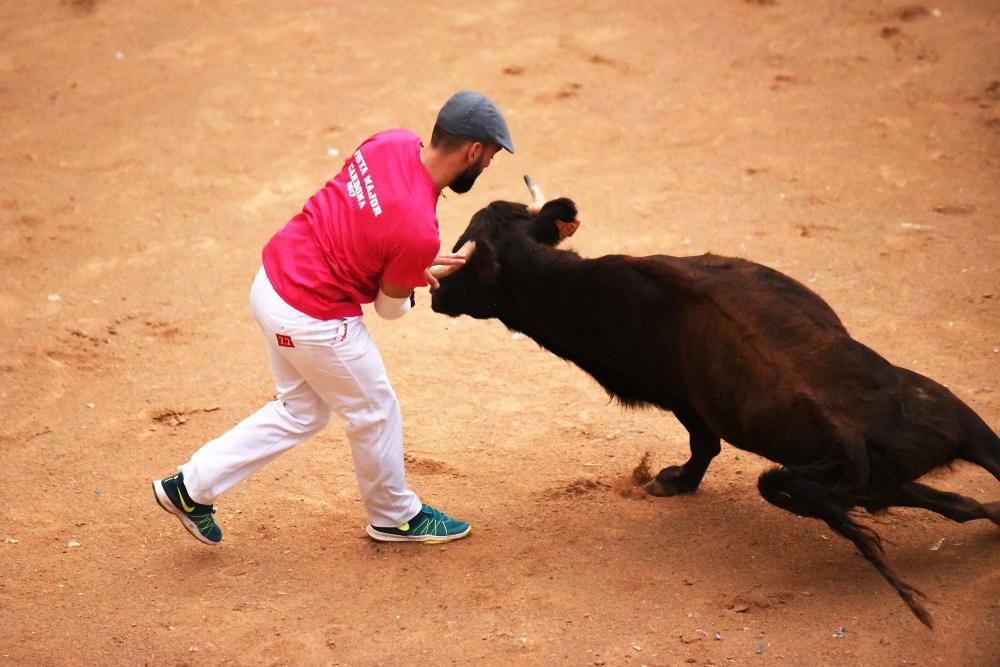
[436,90,514,153]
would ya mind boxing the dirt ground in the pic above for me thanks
[1,1,998,665]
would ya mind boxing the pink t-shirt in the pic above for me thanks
[262,129,441,320]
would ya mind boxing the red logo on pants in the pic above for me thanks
[276,334,295,348]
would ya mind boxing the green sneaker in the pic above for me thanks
[152,472,222,545]
[366,504,470,543]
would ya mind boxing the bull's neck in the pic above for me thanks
[497,240,594,336]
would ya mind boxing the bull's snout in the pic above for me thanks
[429,291,457,316]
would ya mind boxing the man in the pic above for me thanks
[152,90,513,545]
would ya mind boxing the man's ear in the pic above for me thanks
[528,198,580,246]
[466,141,483,166]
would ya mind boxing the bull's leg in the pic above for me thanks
[961,431,1000,483]
[884,481,1000,527]
[758,465,933,628]
[644,407,720,497]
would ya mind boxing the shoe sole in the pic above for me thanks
[365,524,471,544]
[152,480,219,546]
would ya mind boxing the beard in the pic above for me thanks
[448,159,486,194]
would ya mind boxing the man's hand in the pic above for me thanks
[424,252,467,290]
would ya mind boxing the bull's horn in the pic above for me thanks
[524,175,545,213]
[427,240,477,279]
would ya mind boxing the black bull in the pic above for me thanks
[429,191,1000,628]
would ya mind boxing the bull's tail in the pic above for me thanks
[757,464,933,629]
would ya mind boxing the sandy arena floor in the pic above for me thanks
[1,1,998,665]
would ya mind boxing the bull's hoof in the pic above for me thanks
[643,465,699,497]
[643,478,675,497]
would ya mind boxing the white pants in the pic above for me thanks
[179,268,422,527]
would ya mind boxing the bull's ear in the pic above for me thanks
[528,198,579,246]
[468,238,501,284]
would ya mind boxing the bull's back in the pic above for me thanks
[631,253,985,472]
[630,255,889,456]
[633,253,861,387]
[667,254,847,340]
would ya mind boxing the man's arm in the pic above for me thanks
[379,282,413,299]
[373,282,414,320]
[374,252,467,320]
